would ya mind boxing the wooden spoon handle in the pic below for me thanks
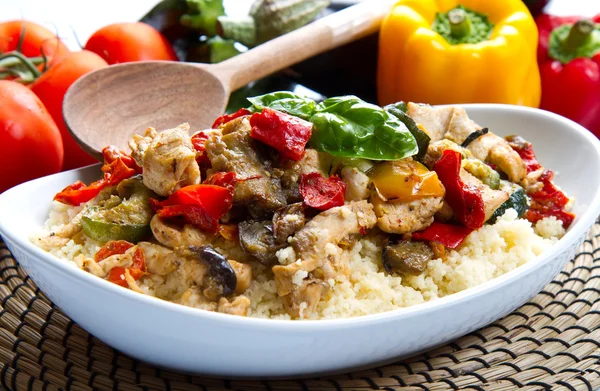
[212,0,396,91]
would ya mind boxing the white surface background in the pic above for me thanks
[0,0,599,51]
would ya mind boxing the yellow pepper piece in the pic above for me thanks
[377,0,541,107]
[369,160,445,202]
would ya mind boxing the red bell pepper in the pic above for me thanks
[537,14,600,138]
[508,136,575,228]
[249,108,312,161]
[54,146,141,206]
[433,150,485,229]
[412,222,473,249]
[150,184,233,233]
[212,108,251,129]
[299,172,346,211]
[204,171,237,192]
[191,131,211,167]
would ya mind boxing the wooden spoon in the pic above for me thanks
[63,0,395,161]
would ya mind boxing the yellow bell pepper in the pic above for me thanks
[377,0,541,107]
[369,160,445,202]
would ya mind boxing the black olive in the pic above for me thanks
[382,239,434,276]
[189,246,237,296]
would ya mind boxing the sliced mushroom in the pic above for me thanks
[272,203,306,244]
[189,246,237,296]
[238,220,285,264]
[382,239,434,276]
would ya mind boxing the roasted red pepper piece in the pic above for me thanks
[433,150,485,229]
[527,171,575,228]
[128,247,147,280]
[537,14,600,138]
[204,171,237,192]
[508,137,575,228]
[191,131,211,167]
[94,240,134,263]
[150,184,233,234]
[212,108,251,129]
[54,146,140,206]
[412,222,473,249]
[249,108,312,161]
[299,172,346,211]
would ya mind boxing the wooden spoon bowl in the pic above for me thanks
[64,62,227,160]
[63,0,396,160]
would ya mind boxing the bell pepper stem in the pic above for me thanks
[564,19,595,51]
[449,8,472,39]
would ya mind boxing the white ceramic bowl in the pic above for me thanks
[1,105,599,378]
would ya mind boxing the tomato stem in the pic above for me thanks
[564,19,594,51]
[0,54,44,69]
[0,52,41,81]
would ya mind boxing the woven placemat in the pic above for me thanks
[0,223,599,391]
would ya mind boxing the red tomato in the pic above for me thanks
[30,51,108,170]
[94,240,134,263]
[0,80,63,193]
[84,23,177,64]
[0,20,69,65]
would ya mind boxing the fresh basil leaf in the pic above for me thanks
[384,102,430,161]
[309,96,418,161]
[247,91,316,120]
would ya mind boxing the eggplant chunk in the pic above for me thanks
[272,203,306,244]
[190,246,237,296]
[382,240,434,276]
[205,117,286,217]
[238,221,285,264]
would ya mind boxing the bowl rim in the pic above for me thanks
[1,103,599,331]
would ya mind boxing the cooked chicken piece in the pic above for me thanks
[273,201,376,298]
[35,236,71,252]
[217,296,251,316]
[98,251,133,275]
[124,269,146,293]
[35,208,85,251]
[129,124,200,197]
[205,117,286,217]
[179,258,209,287]
[282,279,328,319]
[150,215,210,249]
[341,167,370,201]
[371,192,444,234]
[176,287,218,312]
[407,103,456,141]
[75,255,105,277]
[280,149,332,189]
[291,200,376,264]
[272,203,306,244]
[229,260,252,294]
[460,170,510,221]
[137,242,180,275]
[422,140,463,169]
[444,108,526,183]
